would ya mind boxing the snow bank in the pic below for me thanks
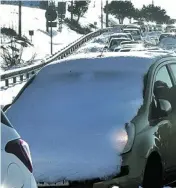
[0,5,81,72]
[6,53,154,183]
[74,32,111,54]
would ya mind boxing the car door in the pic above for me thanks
[149,64,176,175]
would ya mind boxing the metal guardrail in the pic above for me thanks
[0,28,111,89]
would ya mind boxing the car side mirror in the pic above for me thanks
[158,99,172,116]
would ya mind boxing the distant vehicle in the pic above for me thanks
[5,52,176,188]
[108,37,131,51]
[120,43,144,50]
[124,24,141,31]
[170,28,176,33]
[1,110,37,188]
[159,33,176,42]
[155,24,164,32]
[123,28,142,41]
[108,33,133,44]
[120,41,140,45]
[118,48,132,52]
[165,25,176,33]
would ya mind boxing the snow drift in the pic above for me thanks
[6,53,154,183]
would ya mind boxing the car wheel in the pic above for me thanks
[143,153,163,188]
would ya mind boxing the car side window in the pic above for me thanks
[155,66,173,89]
[150,66,173,119]
[170,64,176,79]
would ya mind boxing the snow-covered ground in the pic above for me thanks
[0,4,82,73]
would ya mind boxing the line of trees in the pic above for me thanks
[104,0,171,24]
[66,0,172,25]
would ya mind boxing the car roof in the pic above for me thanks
[110,37,130,42]
[123,28,140,31]
[110,33,128,36]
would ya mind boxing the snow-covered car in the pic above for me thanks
[5,52,176,188]
[107,37,131,51]
[124,24,141,31]
[155,24,164,32]
[158,34,176,50]
[123,28,142,41]
[120,43,144,49]
[159,33,176,42]
[120,41,140,45]
[165,25,176,33]
[118,48,132,52]
[1,110,37,188]
[170,28,176,33]
[108,33,133,44]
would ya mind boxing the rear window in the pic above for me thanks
[159,34,176,41]
[1,110,13,127]
[124,30,140,36]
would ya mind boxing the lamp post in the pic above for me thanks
[18,0,22,37]
[101,0,103,29]
[106,0,109,27]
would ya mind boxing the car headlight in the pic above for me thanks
[122,123,135,154]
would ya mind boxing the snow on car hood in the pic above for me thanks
[6,54,154,183]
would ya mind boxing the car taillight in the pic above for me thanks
[5,139,33,173]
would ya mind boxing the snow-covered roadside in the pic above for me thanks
[0,5,82,73]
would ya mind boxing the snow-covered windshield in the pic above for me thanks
[6,54,154,182]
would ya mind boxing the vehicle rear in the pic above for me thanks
[109,38,131,51]
[1,110,37,188]
[123,29,142,41]
[108,33,130,44]
[166,25,176,33]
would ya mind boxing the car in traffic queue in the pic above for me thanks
[123,28,142,41]
[159,33,176,42]
[105,37,132,51]
[108,33,134,44]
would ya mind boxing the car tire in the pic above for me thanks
[143,154,163,188]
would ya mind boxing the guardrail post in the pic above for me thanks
[26,72,30,79]
[20,75,23,82]
[5,79,9,87]
[13,77,16,84]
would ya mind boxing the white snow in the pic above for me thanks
[0,81,26,107]
[0,4,82,73]
[6,52,158,183]
[74,32,110,54]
